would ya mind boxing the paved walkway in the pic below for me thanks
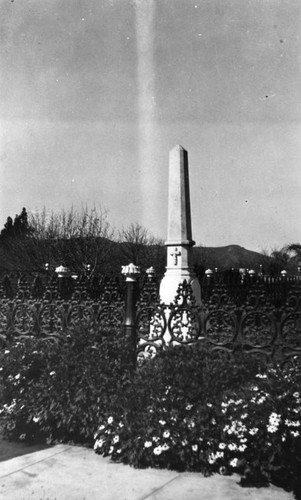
[0,441,295,500]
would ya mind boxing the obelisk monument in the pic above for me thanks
[159,145,201,305]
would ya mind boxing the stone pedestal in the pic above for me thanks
[159,145,201,305]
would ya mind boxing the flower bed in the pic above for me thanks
[93,346,301,497]
[0,330,300,498]
[0,326,125,445]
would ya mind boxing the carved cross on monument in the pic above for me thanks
[170,248,181,266]
[159,145,201,305]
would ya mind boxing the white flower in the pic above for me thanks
[4,350,10,355]
[163,430,170,439]
[207,403,212,408]
[230,458,238,468]
[161,443,170,451]
[186,404,193,411]
[15,373,20,380]
[152,436,160,443]
[97,425,105,432]
[234,399,244,405]
[238,444,247,452]
[188,420,195,428]
[219,443,226,450]
[113,435,119,444]
[181,439,188,446]
[192,444,198,452]
[153,446,162,455]
[159,419,166,426]
[293,392,300,399]
[291,430,300,438]
[267,425,278,433]
[107,416,113,424]
[240,413,248,420]
[19,434,26,440]
[285,419,300,428]
[208,453,216,464]
[228,443,237,451]
[269,413,281,425]
[94,438,105,450]
[249,428,258,435]
[49,371,56,376]
[118,422,124,428]
[144,441,152,448]
[293,407,301,414]
[256,373,267,379]
[109,446,114,454]
[33,416,40,423]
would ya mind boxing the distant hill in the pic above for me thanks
[193,244,269,272]
[0,236,271,275]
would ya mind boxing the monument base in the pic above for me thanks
[159,268,201,305]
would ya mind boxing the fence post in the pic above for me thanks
[121,263,141,371]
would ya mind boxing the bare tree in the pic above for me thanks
[0,206,115,274]
[118,223,165,274]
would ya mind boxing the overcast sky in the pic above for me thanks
[1,0,300,252]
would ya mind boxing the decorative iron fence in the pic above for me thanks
[1,271,301,368]
[136,275,301,367]
[0,272,126,344]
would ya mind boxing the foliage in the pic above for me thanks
[0,326,125,445]
[0,208,33,240]
[1,336,301,497]
[93,346,301,497]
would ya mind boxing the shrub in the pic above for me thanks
[93,345,301,497]
[1,333,301,498]
[0,325,126,445]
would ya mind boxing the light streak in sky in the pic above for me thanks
[135,0,161,236]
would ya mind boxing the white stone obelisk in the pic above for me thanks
[159,145,201,305]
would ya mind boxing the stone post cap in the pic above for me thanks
[146,266,155,277]
[121,263,141,281]
[55,265,72,278]
[205,269,213,277]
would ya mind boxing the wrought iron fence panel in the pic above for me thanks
[241,310,276,348]
[67,302,96,329]
[0,301,9,332]
[136,305,167,365]
[168,305,201,346]
[11,302,37,337]
[203,309,237,347]
[38,303,65,337]
[96,303,124,332]
[281,312,301,351]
